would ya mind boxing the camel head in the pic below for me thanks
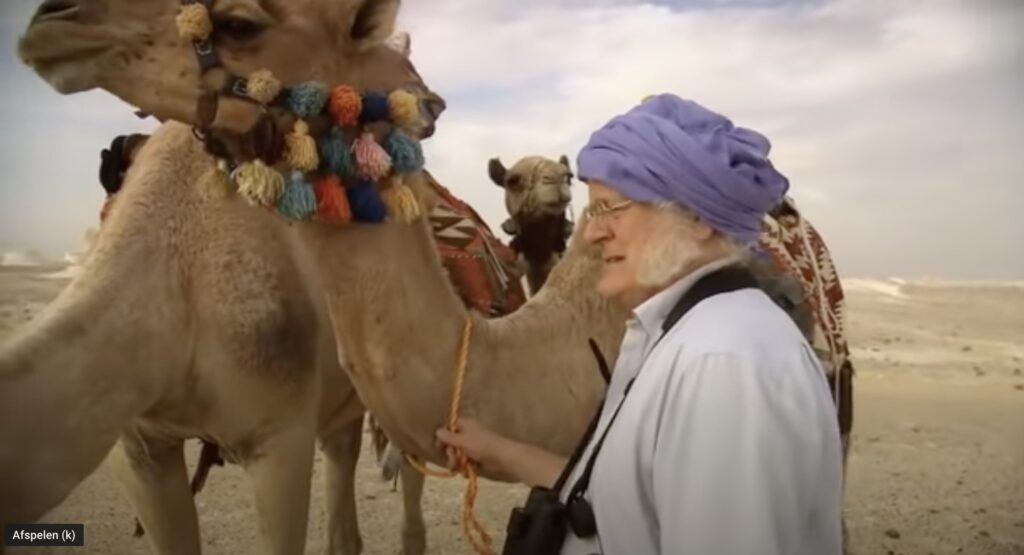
[17,0,444,137]
[489,155,573,234]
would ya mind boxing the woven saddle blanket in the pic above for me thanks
[422,172,527,317]
[757,196,851,378]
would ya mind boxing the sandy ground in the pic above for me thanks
[1,265,1022,555]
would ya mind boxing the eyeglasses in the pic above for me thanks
[582,199,634,221]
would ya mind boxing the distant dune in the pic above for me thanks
[844,277,1024,299]
[0,249,56,267]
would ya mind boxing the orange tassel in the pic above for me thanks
[328,85,362,127]
[313,175,352,223]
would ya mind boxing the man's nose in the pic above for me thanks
[582,216,608,245]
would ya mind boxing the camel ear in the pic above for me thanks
[385,31,411,57]
[559,154,571,170]
[488,158,507,188]
[350,0,400,47]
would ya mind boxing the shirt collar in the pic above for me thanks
[631,254,743,338]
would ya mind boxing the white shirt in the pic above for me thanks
[558,257,844,555]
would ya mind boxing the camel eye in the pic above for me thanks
[215,17,265,42]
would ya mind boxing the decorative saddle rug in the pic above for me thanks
[757,196,854,438]
[421,171,527,317]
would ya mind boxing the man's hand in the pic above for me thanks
[435,417,517,480]
[436,418,569,488]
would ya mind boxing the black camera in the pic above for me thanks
[501,487,569,555]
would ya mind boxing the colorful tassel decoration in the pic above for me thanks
[284,120,319,172]
[318,127,355,177]
[353,132,392,180]
[286,82,329,117]
[381,179,421,222]
[384,130,424,173]
[313,175,352,223]
[246,69,283,105]
[346,180,388,223]
[360,92,390,124]
[234,159,285,206]
[198,159,235,200]
[277,171,317,220]
[176,4,212,40]
[329,85,362,127]
[388,89,421,131]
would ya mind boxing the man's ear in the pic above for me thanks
[488,158,507,187]
[350,0,401,47]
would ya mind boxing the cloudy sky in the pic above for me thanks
[0,0,1021,279]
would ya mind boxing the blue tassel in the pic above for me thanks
[277,171,317,220]
[346,180,387,222]
[384,130,424,173]
[286,82,329,117]
[318,127,355,177]
[360,91,390,123]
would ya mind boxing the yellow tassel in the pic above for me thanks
[382,179,421,222]
[388,89,421,131]
[199,160,236,200]
[176,4,213,41]
[284,120,319,172]
[234,159,285,206]
[246,69,283,105]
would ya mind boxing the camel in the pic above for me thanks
[488,155,575,295]
[93,129,581,538]
[8,1,853,554]
[6,7,455,555]
[371,153,580,483]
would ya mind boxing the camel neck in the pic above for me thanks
[295,194,629,471]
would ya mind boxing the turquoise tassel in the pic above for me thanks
[319,127,355,177]
[277,171,317,220]
[286,82,329,117]
[384,130,425,173]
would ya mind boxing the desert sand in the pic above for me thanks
[1,259,1022,555]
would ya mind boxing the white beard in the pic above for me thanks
[635,226,703,289]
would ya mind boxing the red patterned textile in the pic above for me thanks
[758,196,854,436]
[424,174,527,317]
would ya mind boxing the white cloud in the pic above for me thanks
[0,0,1019,279]
[398,0,1023,279]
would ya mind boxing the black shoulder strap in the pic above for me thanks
[563,264,760,501]
[661,265,759,333]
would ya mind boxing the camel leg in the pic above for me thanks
[242,418,318,555]
[319,414,364,555]
[398,460,427,555]
[109,430,200,555]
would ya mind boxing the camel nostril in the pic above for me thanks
[34,0,81,23]
[425,96,446,121]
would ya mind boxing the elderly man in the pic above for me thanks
[437,94,843,554]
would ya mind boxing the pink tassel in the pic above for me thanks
[352,132,392,181]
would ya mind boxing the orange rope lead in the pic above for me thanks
[405,316,494,555]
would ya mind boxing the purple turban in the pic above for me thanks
[577,94,789,244]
